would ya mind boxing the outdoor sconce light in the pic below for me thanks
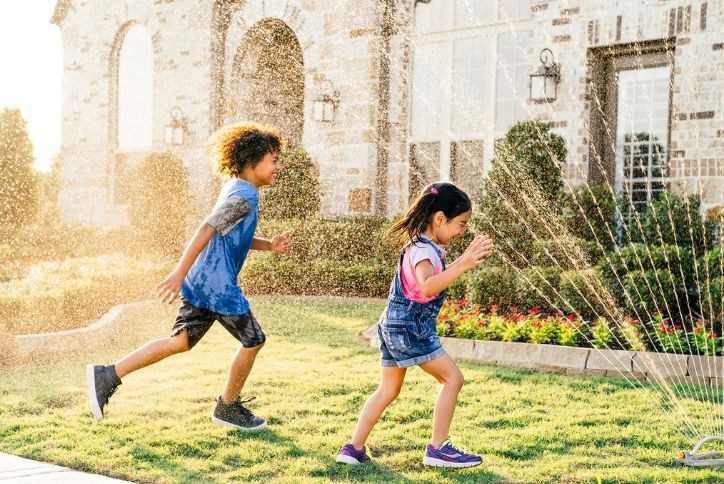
[164,107,187,145]
[529,48,561,103]
[312,80,339,122]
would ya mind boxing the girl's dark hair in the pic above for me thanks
[389,182,471,243]
[211,122,284,177]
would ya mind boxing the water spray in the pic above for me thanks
[676,436,724,467]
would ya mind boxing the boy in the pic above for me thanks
[87,123,292,431]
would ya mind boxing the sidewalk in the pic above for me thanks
[0,453,132,483]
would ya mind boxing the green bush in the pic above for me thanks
[621,269,689,328]
[127,152,191,257]
[241,254,393,298]
[699,276,723,324]
[465,266,519,310]
[259,148,320,220]
[561,184,617,254]
[623,192,714,256]
[0,254,171,334]
[477,120,567,267]
[557,269,612,321]
[0,108,38,227]
[515,266,562,313]
[529,237,596,269]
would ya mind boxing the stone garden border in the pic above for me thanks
[361,325,724,387]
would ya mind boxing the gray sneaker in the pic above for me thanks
[86,364,121,421]
[212,396,267,431]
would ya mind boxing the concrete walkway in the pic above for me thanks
[0,453,132,483]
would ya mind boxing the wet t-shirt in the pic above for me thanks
[180,178,258,315]
[400,237,446,304]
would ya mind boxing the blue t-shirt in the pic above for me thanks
[180,178,258,315]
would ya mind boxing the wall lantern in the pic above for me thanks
[164,107,187,145]
[529,48,561,103]
[312,80,339,122]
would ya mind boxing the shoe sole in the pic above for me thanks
[86,364,104,421]
[211,415,267,431]
[422,456,482,468]
[335,455,363,465]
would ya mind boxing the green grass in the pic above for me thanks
[1,296,722,483]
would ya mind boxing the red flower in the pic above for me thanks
[529,306,541,315]
[459,297,469,307]
[708,332,717,340]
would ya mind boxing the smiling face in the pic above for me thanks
[432,209,471,245]
[247,150,281,188]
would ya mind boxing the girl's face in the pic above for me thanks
[433,209,471,245]
[249,150,281,187]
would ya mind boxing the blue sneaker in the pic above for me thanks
[336,443,370,465]
[422,440,482,468]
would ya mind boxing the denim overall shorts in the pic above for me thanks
[378,237,447,368]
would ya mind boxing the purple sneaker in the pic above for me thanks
[336,443,370,465]
[423,440,482,468]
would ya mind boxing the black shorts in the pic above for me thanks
[171,300,266,349]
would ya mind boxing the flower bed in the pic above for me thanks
[436,298,723,356]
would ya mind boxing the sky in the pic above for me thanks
[0,0,62,172]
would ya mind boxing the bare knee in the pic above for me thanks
[244,340,265,353]
[377,384,402,404]
[444,370,464,391]
[169,330,191,353]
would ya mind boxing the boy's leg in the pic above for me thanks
[221,341,264,403]
[418,353,464,448]
[114,329,191,378]
[350,366,407,449]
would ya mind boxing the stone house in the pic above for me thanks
[52,0,723,225]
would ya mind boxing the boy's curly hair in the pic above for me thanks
[211,122,284,177]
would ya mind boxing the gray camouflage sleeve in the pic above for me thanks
[204,196,251,236]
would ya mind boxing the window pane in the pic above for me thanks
[414,0,453,33]
[498,0,531,21]
[615,66,670,213]
[451,37,488,135]
[495,31,531,131]
[455,0,496,28]
[118,24,153,153]
[410,42,445,140]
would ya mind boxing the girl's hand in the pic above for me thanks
[459,235,494,270]
[271,230,293,254]
[156,271,185,305]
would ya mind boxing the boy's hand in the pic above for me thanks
[459,235,494,270]
[271,230,293,254]
[156,271,185,305]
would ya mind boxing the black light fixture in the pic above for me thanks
[529,48,561,103]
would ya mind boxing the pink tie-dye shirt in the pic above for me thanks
[400,239,447,304]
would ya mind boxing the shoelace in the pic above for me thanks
[232,396,256,417]
[440,439,472,455]
[103,385,118,406]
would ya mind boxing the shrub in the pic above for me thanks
[557,269,612,322]
[529,317,558,344]
[0,108,38,227]
[561,184,618,254]
[557,316,583,347]
[699,276,723,324]
[691,321,720,355]
[127,152,191,257]
[651,312,686,353]
[623,192,714,256]
[259,148,320,220]
[591,318,615,349]
[465,266,519,310]
[515,266,561,314]
[621,269,689,328]
[529,237,596,270]
[477,120,567,266]
[619,317,646,351]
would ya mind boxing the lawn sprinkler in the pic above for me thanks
[676,436,724,467]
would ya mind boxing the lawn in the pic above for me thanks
[0,296,722,483]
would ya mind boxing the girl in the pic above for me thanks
[336,182,494,468]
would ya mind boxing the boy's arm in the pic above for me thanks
[252,230,293,253]
[156,223,216,304]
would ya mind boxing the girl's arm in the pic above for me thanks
[415,235,494,297]
[252,230,293,253]
[156,222,216,304]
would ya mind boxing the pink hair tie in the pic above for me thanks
[430,187,439,196]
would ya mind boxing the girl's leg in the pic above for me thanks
[114,329,191,378]
[221,342,264,403]
[419,353,464,448]
[350,366,407,449]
